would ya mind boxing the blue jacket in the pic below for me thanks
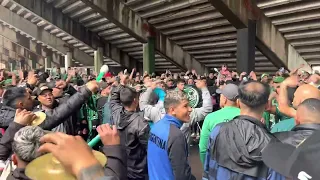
[203,115,286,180]
[147,114,195,180]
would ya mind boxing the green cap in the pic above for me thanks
[273,76,285,83]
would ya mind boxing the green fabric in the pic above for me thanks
[274,103,291,123]
[273,76,285,83]
[271,118,295,133]
[62,73,68,81]
[263,111,271,130]
[0,79,12,86]
[199,106,240,164]
[85,95,99,142]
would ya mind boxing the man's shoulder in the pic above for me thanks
[205,107,239,121]
[271,118,295,133]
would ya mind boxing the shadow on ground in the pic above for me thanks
[189,140,203,180]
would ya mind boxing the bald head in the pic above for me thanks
[293,84,320,108]
[296,98,320,124]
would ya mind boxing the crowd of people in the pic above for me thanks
[0,63,319,180]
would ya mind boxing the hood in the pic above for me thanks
[0,106,16,128]
[117,110,138,130]
[214,115,271,177]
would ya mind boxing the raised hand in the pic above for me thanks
[96,124,120,146]
[14,109,37,126]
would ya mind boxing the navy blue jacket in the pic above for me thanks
[147,114,195,180]
[203,115,286,180]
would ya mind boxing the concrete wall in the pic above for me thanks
[288,45,312,72]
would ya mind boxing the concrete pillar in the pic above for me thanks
[237,20,256,74]
[64,51,72,70]
[45,56,52,70]
[94,47,103,73]
[143,37,155,74]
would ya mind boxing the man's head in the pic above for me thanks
[176,79,185,91]
[37,84,54,108]
[166,79,174,89]
[164,90,192,123]
[293,84,320,109]
[295,98,320,125]
[238,81,270,114]
[3,87,34,111]
[187,78,194,85]
[217,83,239,108]
[12,126,45,168]
[261,74,269,83]
[221,64,227,71]
[209,73,214,79]
[120,87,139,111]
[100,82,111,97]
[143,75,150,84]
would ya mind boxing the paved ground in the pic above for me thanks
[189,142,203,179]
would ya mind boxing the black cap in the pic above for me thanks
[36,84,53,96]
[262,130,320,179]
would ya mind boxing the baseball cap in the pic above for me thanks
[36,84,52,96]
[261,73,269,79]
[262,130,320,179]
[216,83,239,101]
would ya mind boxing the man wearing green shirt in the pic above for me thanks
[199,83,240,164]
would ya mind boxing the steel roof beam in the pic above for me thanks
[80,0,208,73]
[148,3,215,24]
[176,32,236,46]
[209,0,308,70]
[12,0,140,69]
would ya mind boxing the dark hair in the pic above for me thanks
[120,87,137,107]
[299,98,320,115]
[3,87,27,108]
[143,75,150,81]
[149,91,160,105]
[238,80,270,109]
[176,79,185,84]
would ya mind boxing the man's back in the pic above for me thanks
[199,106,240,163]
[203,116,285,180]
[117,111,149,179]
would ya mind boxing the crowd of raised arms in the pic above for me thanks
[0,63,319,180]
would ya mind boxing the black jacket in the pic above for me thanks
[0,87,92,161]
[0,106,16,128]
[204,115,280,179]
[274,123,320,146]
[38,87,92,131]
[0,87,91,132]
[109,85,150,179]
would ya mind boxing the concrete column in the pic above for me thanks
[143,37,155,74]
[237,20,256,74]
[64,51,72,70]
[45,56,52,70]
[94,47,103,73]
